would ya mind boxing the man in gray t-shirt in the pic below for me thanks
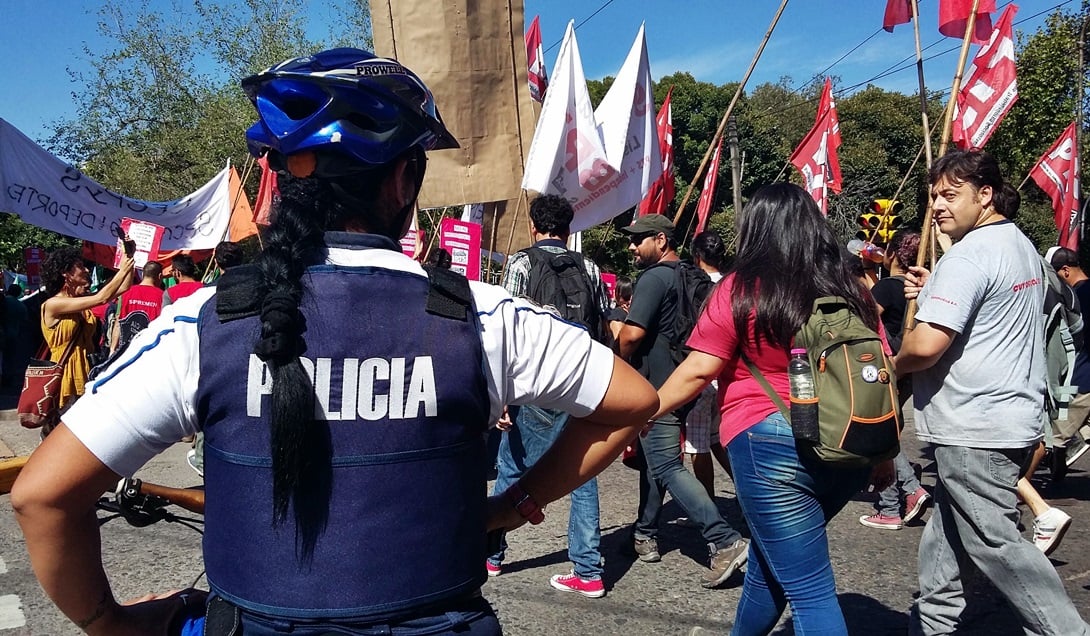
[896,150,1088,635]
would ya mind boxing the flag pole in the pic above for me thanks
[1077,15,1087,242]
[906,0,981,331]
[673,0,789,225]
[892,118,943,204]
[910,0,934,169]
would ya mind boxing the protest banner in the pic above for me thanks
[0,119,231,250]
[112,218,166,270]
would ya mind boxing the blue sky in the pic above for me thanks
[0,0,1070,146]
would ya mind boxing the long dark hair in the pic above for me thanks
[730,183,878,349]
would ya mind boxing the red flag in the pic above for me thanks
[789,79,842,214]
[638,87,674,216]
[883,0,912,32]
[939,0,996,44]
[525,15,549,103]
[694,137,722,235]
[815,78,842,194]
[253,155,279,226]
[1030,122,1081,250]
[951,4,1017,150]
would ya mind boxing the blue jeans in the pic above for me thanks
[489,405,602,579]
[913,445,1090,635]
[876,450,922,517]
[635,414,741,549]
[727,414,869,635]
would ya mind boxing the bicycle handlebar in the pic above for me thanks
[136,481,205,515]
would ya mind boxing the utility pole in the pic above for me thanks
[728,115,743,215]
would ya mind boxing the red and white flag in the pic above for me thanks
[883,0,912,32]
[939,0,996,44]
[1030,122,1081,250]
[526,15,549,103]
[816,78,842,194]
[638,86,674,216]
[789,79,842,214]
[694,137,722,235]
[951,4,1017,150]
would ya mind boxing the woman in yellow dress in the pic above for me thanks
[40,248,134,409]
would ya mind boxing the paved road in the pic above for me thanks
[2,397,1089,634]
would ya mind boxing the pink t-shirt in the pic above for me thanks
[686,275,791,445]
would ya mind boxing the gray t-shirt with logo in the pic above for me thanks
[912,220,1046,448]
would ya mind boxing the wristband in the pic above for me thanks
[504,482,545,525]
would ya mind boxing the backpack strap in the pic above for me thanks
[740,351,790,420]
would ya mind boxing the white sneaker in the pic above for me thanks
[1066,438,1090,467]
[1033,507,1072,556]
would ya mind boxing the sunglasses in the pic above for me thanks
[629,232,659,245]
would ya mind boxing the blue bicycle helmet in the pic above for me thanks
[242,48,459,176]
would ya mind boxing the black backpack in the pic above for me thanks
[524,246,603,342]
[648,261,714,366]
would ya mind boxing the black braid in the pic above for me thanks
[254,176,330,562]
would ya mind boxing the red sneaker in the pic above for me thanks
[903,487,932,524]
[858,513,903,530]
[485,561,501,577]
[549,572,605,598]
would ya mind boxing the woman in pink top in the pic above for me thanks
[657,183,892,635]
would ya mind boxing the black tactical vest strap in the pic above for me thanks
[423,266,472,322]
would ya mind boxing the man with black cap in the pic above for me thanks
[1048,246,1090,479]
[617,213,749,589]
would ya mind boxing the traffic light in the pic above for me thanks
[858,199,903,243]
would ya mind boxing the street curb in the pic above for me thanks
[0,408,19,457]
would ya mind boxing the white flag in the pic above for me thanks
[523,22,661,233]
[587,23,662,230]
[461,202,485,225]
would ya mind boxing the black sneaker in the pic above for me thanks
[702,539,748,588]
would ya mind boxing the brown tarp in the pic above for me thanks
[370,0,537,254]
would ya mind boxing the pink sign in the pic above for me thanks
[600,272,617,304]
[400,229,424,260]
[24,247,45,289]
[113,218,165,270]
[439,218,482,281]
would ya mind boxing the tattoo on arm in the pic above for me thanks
[76,590,111,630]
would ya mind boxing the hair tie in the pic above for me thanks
[254,291,307,361]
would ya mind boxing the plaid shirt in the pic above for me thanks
[503,239,611,317]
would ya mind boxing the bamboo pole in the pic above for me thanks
[500,190,529,281]
[1077,15,1087,242]
[484,201,501,282]
[673,0,790,225]
[905,0,980,331]
[911,0,934,170]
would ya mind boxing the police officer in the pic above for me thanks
[12,48,658,636]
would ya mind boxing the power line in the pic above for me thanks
[542,0,617,54]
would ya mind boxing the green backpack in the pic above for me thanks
[745,296,902,467]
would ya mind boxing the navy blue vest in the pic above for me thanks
[196,236,489,621]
